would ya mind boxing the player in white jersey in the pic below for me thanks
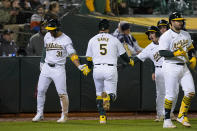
[154,19,177,121]
[32,19,90,123]
[130,26,166,121]
[85,19,134,124]
[157,19,170,34]
[159,12,196,128]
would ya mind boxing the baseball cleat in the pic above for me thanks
[154,115,164,122]
[32,113,44,122]
[102,92,110,110]
[100,115,106,124]
[57,116,67,123]
[176,116,191,127]
[163,119,177,128]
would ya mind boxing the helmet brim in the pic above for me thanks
[172,18,185,21]
[45,26,57,30]
[147,30,157,32]
[158,23,167,26]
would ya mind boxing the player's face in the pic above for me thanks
[149,32,158,43]
[158,25,168,34]
[171,20,183,30]
[123,29,130,35]
[49,30,57,37]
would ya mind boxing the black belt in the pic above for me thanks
[175,63,185,66]
[48,63,55,67]
[95,64,115,66]
[156,66,162,68]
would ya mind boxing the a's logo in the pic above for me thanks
[172,39,188,50]
[153,52,162,62]
[46,43,63,51]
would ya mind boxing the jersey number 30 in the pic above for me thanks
[56,51,62,57]
[100,44,107,55]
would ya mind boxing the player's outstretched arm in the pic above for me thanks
[120,52,142,67]
[86,57,93,69]
[70,54,91,76]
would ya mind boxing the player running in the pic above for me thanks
[85,19,134,124]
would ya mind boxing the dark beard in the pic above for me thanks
[174,25,182,31]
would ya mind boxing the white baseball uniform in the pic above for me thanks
[86,33,126,96]
[159,29,195,101]
[137,42,165,117]
[137,41,178,117]
[36,32,75,114]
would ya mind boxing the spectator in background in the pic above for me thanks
[0,0,18,25]
[27,22,47,56]
[16,0,32,24]
[30,5,45,32]
[44,1,60,21]
[0,29,18,56]
[80,0,115,16]
[30,0,41,9]
[40,0,50,9]
[113,22,143,56]
[112,0,128,15]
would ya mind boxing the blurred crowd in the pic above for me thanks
[0,0,63,56]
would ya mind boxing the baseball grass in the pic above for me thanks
[0,119,197,131]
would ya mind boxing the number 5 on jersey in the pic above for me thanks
[100,44,107,55]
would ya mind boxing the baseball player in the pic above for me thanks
[130,26,166,122]
[32,19,90,123]
[159,12,196,128]
[113,21,143,57]
[85,19,134,124]
[157,19,170,34]
[153,19,177,121]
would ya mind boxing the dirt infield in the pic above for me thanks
[0,112,197,122]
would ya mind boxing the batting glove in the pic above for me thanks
[173,49,186,57]
[189,57,196,69]
[78,64,91,76]
[129,59,134,67]
[40,62,44,71]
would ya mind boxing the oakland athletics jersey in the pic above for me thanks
[44,32,76,65]
[159,29,192,63]
[137,42,164,67]
[86,33,126,65]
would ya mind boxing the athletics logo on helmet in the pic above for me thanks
[99,19,109,31]
[145,26,161,39]
[45,19,60,31]
[157,19,169,29]
[169,12,184,24]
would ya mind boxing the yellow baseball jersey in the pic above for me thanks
[86,33,126,65]
[44,32,75,65]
